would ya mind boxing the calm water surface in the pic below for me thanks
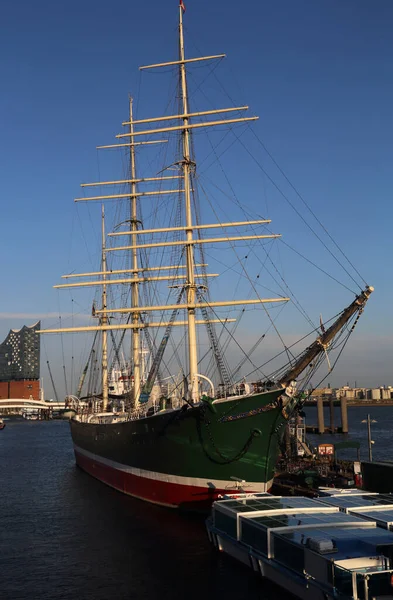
[0,419,293,600]
[304,404,393,461]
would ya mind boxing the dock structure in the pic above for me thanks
[307,394,349,434]
[340,396,348,433]
[361,462,393,494]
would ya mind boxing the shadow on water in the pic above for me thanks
[0,420,294,600]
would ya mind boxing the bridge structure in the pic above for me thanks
[0,398,66,412]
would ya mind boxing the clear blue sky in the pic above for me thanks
[1,0,392,395]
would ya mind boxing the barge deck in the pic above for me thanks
[206,493,393,599]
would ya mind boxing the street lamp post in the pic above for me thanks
[361,414,377,461]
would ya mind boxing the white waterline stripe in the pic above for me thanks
[74,444,270,491]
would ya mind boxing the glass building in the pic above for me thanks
[0,322,40,381]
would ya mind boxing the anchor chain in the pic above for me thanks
[197,403,262,465]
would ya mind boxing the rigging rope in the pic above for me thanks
[201,54,366,291]
[235,132,362,292]
[186,56,364,295]
[198,178,295,363]
[250,130,368,288]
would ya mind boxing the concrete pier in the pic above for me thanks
[340,397,348,434]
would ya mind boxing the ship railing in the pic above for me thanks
[127,396,191,420]
[128,407,149,421]
[216,381,276,399]
[332,561,393,598]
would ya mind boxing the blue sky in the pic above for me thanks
[1,0,392,396]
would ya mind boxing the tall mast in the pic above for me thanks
[40,6,292,389]
[101,205,109,410]
[129,97,141,406]
[179,5,198,402]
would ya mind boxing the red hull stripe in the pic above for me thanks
[74,446,272,508]
[74,444,268,489]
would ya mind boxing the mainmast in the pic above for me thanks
[101,205,109,410]
[178,5,198,402]
[129,97,141,406]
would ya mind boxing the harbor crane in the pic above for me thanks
[46,360,59,403]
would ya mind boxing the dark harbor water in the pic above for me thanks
[2,406,393,600]
[0,419,292,600]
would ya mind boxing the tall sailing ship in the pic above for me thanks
[40,4,373,509]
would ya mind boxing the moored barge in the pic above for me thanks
[318,490,393,531]
[206,493,393,599]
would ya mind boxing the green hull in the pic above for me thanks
[70,388,294,508]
